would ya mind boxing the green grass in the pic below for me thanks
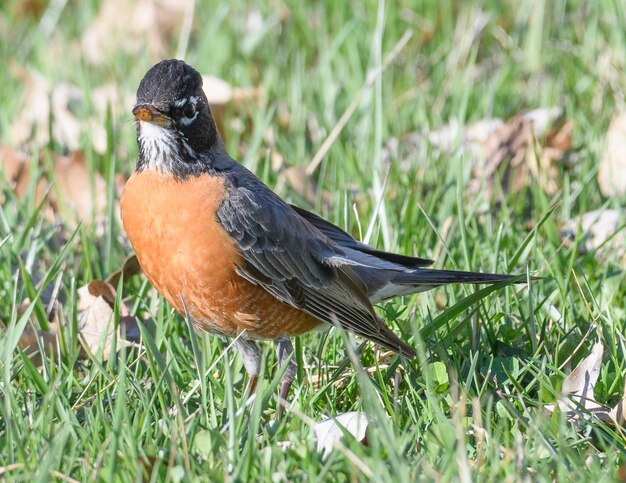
[2,0,626,480]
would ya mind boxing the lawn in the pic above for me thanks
[1,0,626,481]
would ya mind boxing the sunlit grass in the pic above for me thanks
[1,0,625,480]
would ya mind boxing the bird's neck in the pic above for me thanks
[135,123,227,179]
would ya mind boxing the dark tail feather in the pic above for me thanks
[397,269,527,286]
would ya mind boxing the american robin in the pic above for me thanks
[121,59,519,415]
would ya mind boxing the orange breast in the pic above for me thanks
[120,170,322,339]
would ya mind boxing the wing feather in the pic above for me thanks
[216,166,415,357]
[217,179,380,336]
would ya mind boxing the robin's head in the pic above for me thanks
[133,59,221,176]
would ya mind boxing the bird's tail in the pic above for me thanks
[363,269,528,358]
[368,268,529,302]
[395,268,521,286]
[361,270,531,358]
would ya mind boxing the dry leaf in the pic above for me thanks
[15,256,147,365]
[107,255,142,288]
[598,111,626,198]
[202,75,262,106]
[545,341,626,427]
[8,65,119,154]
[77,281,138,360]
[9,67,82,151]
[560,341,603,411]
[471,108,569,197]
[9,0,47,18]
[0,148,115,231]
[202,75,234,105]
[16,300,62,367]
[545,341,608,421]
[314,412,369,459]
[608,380,626,425]
[0,145,52,218]
[81,0,193,65]
[561,209,625,264]
[0,146,32,201]
[200,75,262,141]
[385,107,572,199]
[88,83,126,154]
[428,117,504,152]
[50,151,110,230]
[0,146,29,188]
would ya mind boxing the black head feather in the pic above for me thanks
[134,59,222,177]
[136,59,203,111]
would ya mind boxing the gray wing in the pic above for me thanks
[216,173,415,357]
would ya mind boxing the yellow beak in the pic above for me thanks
[132,104,172,127]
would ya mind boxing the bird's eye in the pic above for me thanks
[182,102,196,119]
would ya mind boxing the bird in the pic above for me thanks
[121,59,520,417]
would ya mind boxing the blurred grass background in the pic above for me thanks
[1,0,626,480]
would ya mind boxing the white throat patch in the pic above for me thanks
[138,121,197,172]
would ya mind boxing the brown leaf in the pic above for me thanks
[50,151,110,230]
[385,107,571,199]
[106,255,142,289]
[81,0,193,65]
[17,324,59,366]
[8,65,127,155]
[471,107,568,197]
[9,0,47,18]
[0,146,29,188]
[0,148,113,231]
[86,280,118,309]
[0,145,53,219]
[9,66,82,151]
[0,146,32,201]
[598,111,626,198]
[14,262,149,365]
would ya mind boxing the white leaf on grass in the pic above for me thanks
[77,282,132,360]
[560,341,603,411]
[76,280,145,360]
[608,380,626,425]
[199,75,262,106]
[561,209,625,264]
[314,411,368,459]
[598,111,626,198]
[545,341,626,426]
[545,341,606,420]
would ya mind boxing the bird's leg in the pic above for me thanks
[234,338,261,399]
[274,337,297,418]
